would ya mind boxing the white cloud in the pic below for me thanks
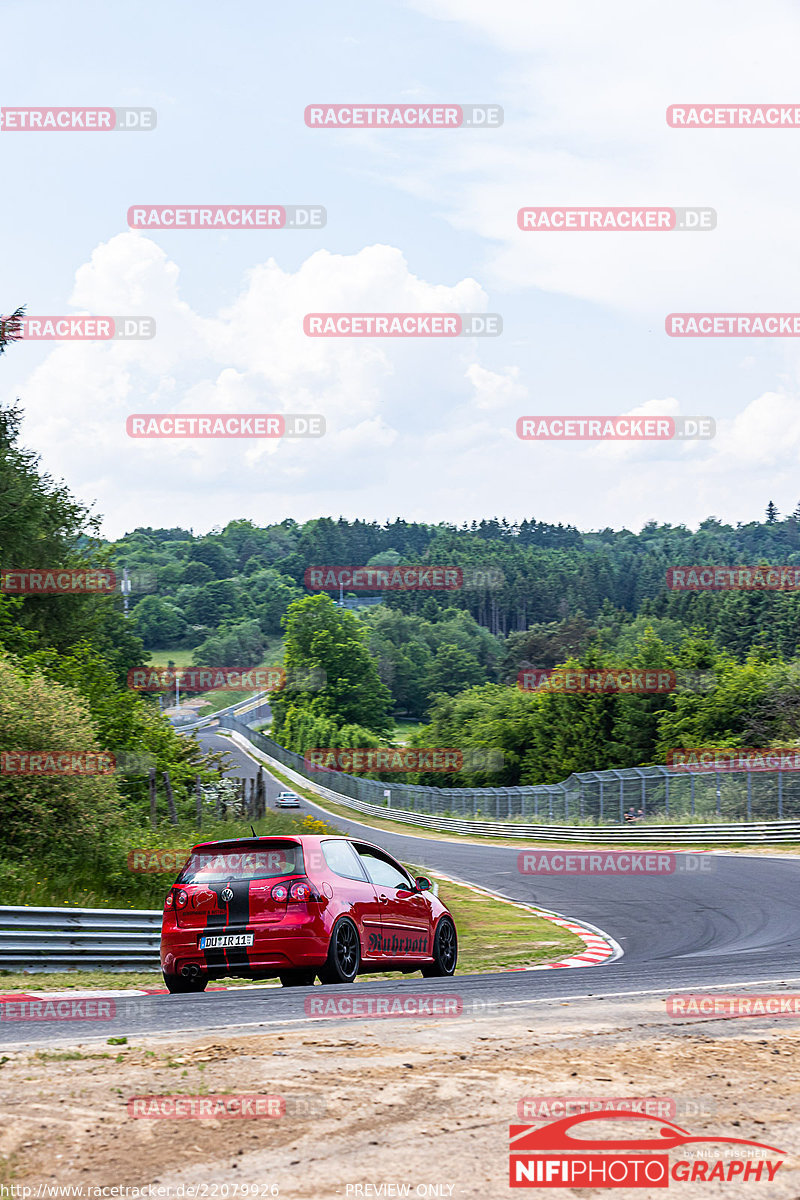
[399,0,800,318]
[17,234,510,533]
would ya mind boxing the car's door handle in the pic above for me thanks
[378,895,389,903]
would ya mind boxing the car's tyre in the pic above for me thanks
[279,969,316,987]
[162,971,207,994]
[421,917,457,977]
[319,917,361,984]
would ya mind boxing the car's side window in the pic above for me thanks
[356,850,413,890]
[321,839,369,881]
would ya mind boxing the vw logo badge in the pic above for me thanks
[221,887,234,902]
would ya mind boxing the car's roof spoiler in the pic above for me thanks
[190,835,303,851]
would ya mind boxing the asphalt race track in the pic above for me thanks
[4,726,800,1047]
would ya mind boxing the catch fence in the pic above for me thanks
[220,717,800,825]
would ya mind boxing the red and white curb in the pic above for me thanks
[523,909,619,969]
[0,985,261,1001]
[427,869,621,970]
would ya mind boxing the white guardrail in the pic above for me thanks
[170,690,271,732]
[0,906,162,972]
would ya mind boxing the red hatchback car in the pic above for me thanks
[161,834,458,992]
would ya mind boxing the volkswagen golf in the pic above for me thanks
[160,834,458,992]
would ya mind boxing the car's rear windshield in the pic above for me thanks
[178,842,304,884]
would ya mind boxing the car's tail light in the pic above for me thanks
[271,883,289,902]
[164,892,174,909]
[288,878,321,902]
[175,889,189,908]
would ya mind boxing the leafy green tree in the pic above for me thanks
[130,595,187,647]
[607,628,675,767]
[192,618,266,670]
[0,403,146,683]
[0,307,25,356]
[0,402,99,571]
[245,568,303,635]
[271,595,393,740]
[187,539,236,579]
[182,560,215,585]
[500,614,597,681]
[0,653,121,861]
[426,643,486,698]
[18,643,225,818]
[183,580,244,627]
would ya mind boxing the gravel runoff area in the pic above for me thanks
[1,988,798,1198]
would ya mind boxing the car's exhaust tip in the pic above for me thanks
[181,963,202,980]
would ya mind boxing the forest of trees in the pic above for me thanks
[5,375,800,822]
[0,402,226,896]
[118,509,800,659]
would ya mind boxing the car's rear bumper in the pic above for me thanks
[161,924,329,976]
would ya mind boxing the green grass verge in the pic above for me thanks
[145,648,196,669]
[391,719,425,744]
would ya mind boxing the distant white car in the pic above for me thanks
[276,790,301,808]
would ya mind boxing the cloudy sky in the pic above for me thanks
[3,0,800,539]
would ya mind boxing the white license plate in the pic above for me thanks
[199,933,254,949]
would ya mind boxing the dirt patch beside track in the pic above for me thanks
[1,992,799,1197]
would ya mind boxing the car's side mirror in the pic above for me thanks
[415,876,433,892]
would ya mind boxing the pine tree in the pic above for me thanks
[766,501,779,523]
